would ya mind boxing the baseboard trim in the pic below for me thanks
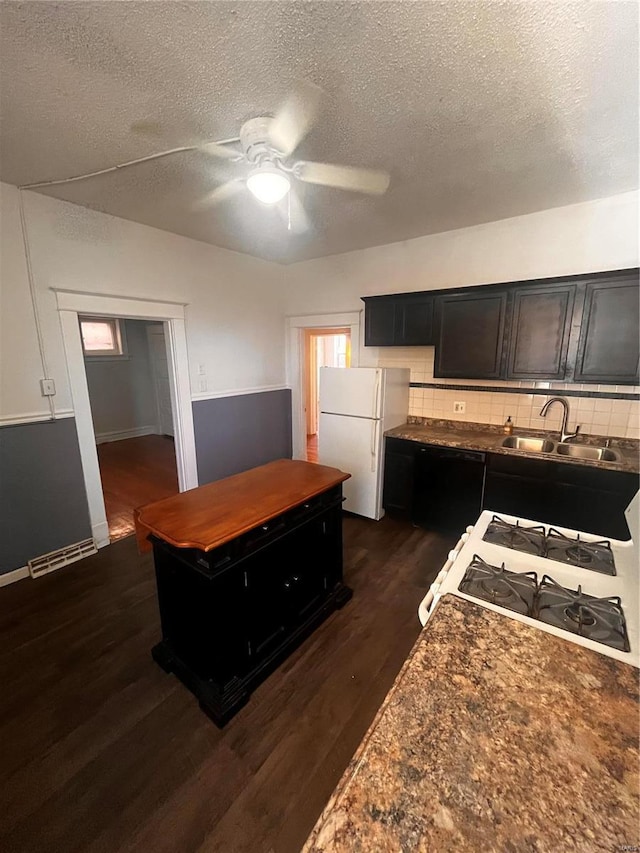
[0,566,30,588]
[95,425,158,444]
[92,521,110,549]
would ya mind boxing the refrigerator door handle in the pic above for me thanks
[370,420,378,472]
[373,370,381,419]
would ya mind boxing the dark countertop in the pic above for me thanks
[386,419,640,474]
[303,595,640,853]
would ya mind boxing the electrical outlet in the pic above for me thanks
[40,378,56,397]
[199,377,207,392]
[453,401,466,413]
[198,363,206,375]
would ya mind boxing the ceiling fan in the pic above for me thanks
[194,81,391,233]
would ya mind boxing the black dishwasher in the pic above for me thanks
[413,445,485,533]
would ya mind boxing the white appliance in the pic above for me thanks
[318,367,410,520]
[418,493,640,667]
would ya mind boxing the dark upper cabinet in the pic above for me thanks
[573,276,640,385]
[505,284,575,381]
[434,290,507,379]
[394,295,434,345]
[362,269,639,382]
[363,297,397,346]
[363,295,434,346]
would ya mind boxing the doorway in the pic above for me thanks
[286,312,361,462]
[56,291,198,550]
[81,317,179,541]
[304,328,351,462]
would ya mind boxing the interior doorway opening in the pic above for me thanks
[304,327,351,463]
[81,316,179,542]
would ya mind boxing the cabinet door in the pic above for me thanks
[382,438,416,515]
[574,276,640,384]
[363,298,396,346]
[505,284,575,380]
[434,291,507,378]
[395,296,434,345]
[152,541,249,683]
[244,515,329,661]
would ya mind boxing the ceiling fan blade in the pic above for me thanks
[277,190,310,234]
[268,80,323,157]
[295,161,390,195]
[192,180,244,211]
[198,141,242,160]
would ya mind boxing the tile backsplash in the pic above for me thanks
[377,347,640,440]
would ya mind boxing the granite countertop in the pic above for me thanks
[386,419,640,474]
[303,596,640,853]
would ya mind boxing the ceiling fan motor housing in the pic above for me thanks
[240,116,277,163]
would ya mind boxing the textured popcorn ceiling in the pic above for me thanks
[0,1,637,264]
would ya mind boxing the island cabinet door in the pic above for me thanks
[243,514,336,662]
[152,541,249,684]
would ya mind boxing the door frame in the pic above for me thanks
[286,312,361,460]
[55,290,198,548]
[146,323,173,436]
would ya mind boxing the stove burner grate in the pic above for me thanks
[482,516,617,575]
[482,516,546,556]
[459,555,537,616]
[535,576,629,652]
[545,528,616,576]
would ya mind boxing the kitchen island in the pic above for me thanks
[135,459,352,725]
[303,595,639,852]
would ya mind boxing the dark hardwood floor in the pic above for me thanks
[0,514,455,853]
[97,435,179,541]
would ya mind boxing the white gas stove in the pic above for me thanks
[419,493,640,667]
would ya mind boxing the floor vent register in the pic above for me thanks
[28,539,97,578]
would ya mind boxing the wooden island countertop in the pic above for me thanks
[134,458,350,552]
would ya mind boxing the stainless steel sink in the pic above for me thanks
[501,436,555,453]
[555,443,620,462]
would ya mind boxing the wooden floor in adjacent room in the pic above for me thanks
[97,435,179,541]
[0,515,455,853]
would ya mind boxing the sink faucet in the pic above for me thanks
[539,396,580,443]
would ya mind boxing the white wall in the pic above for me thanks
[1,182,287,423]
[283,191,640,438]
[283,191,638,316]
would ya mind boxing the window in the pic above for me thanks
[79,317,126,357]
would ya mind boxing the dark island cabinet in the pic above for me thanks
[505,284,575,380]
[137,460,353,726]
[363,294,434,346]
[574,275,640,385]
[483,453,639,539]
[434,290,507,379]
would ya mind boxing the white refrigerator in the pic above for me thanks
[318,367,410,520]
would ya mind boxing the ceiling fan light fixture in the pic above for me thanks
[246,166,291,204]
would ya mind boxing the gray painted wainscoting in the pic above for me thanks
[193,389,292,485]
[0,418,92,575]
